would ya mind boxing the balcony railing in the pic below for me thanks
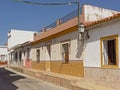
[41,8,82,32]
[60,9,78,24]
[45,21,57,31]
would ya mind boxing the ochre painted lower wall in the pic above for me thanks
[32,61,46,70]
[51,60,84,77]
[31,60,84,77]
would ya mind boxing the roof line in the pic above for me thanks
[84,13,120,28]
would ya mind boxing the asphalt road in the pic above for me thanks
[0,67,69,90]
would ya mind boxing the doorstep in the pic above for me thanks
[7,66,116,90]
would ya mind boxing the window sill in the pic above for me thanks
[101,65,118,69]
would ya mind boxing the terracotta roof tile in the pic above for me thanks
[84,13,120,28]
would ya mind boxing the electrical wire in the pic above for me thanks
[14,0,79,6]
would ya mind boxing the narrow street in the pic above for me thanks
[0,67,69,90]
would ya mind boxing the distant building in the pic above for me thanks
[8,29,36,49]
[8,29,36,67]
[0,46,7,62]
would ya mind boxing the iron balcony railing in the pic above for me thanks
[45,21,57,31]
[41,8,82,32]
[60,9,78,24]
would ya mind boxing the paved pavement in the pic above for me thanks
[0,67,69,90]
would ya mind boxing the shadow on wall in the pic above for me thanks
[76,40,84,58]
[0,68,26,90]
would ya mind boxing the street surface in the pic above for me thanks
[0,67,69,90]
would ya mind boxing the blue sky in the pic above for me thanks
[0,0,120,45]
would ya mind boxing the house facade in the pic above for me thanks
[7,4,120,89]
[8,29,36,67]
[84,13,120,89]
[32,29,84,77]
[30,4,119,77]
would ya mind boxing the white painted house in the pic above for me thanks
[84,13,120,89]
[8,29,36,49]
[8,29,36,67]
[30,5,120,78]
[7,5,120,89]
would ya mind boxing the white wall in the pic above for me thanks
[84,5,119,22]
[32,42,46,61]
[51,31,83,61]
[84,20,120,67]
[8,29,36,49]
[0,46,7,61]
[32,31,84,62]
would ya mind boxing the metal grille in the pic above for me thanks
[45,21,57,31]
[41,8,82,32]
[60,9,78,24]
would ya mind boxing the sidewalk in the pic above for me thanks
[7,66,116,90]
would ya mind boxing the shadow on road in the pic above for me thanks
[0,67,26,90]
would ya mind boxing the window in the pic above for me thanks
[19,51,22,61]
[100,34,118,68]
[1,55,5,61]
[26,48,30,60]
[61,42,69,63]
[36,49,40,62]
[14,52,18,61]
